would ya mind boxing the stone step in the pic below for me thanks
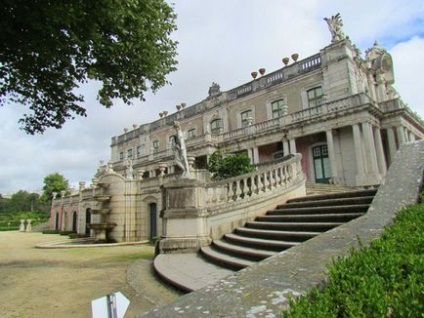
[246,221,343,232]
[277,196,374,209]
[200,246,256,270]
[267,204,370,215]
[224,233,299,251]
[256,212,365,223]
[288,188,377,203]
[235,227,319,242]
[212,239,276,261]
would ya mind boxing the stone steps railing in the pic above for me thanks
[206,154,303,207]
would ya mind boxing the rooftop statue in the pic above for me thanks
[173,121,191,178]
[324,13,346,43]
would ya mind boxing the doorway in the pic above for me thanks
[149,203,157,241]
[85,208,91,235]
[312,144,331,184]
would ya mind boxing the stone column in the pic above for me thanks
[326,129,338,184]
[386,127,397,165]
[396,126,406,146]
[352,124,366,185]
[289,139,297,154]
[362,122,380,183]
[283,140,289,156]
[252,147,259,164]
[373,127,387,176]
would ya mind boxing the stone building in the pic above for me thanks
[50,15,424,244]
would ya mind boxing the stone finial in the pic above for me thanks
[208,82,221,99]
[79,181,86,191]
[324,13,346,42]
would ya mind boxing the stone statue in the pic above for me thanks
[173,121,191,178]
[125,159,134,180]
[208,82,221,99]
[324,13,345,42]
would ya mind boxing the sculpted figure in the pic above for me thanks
[173,121,191,178]
[324,13,345,42]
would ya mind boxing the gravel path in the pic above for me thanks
[0,231,181,318]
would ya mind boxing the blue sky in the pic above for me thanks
[1,0,423,194]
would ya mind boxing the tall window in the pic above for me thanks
[271,99,285,118]
[119,152,124,161]
[241,110,253,127]
[187,128,196,139]
[210,119,222,134]
[127,148,133,159]
[169,135,177,148]
[137,145,142,158]
[307,87,323,108]
[152,140,159,153]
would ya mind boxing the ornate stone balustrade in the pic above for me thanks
[159,154,306,252]
[206,154,303,207]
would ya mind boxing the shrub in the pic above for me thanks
[208,151,255,180]
[283,203,424,317]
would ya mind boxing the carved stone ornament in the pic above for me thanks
[324,13,346,43]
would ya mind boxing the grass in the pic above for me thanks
[283,201,424,318]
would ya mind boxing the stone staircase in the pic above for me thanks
[199,188,377,271]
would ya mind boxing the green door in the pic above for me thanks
[313,145,331,184]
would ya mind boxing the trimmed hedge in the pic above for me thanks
[283,203,424,317]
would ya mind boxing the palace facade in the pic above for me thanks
[50,16,424,243]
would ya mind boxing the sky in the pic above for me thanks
[1,0,424,195]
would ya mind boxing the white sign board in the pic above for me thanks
[91,292,130,318]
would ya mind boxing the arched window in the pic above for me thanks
[307,87,323,108]
[271,99,285,118]
[210,119,223,134]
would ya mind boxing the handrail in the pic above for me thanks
[205,154,304,210]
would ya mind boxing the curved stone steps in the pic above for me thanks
[266,204,370,215]
[276,196,375,209]
[200,246,255,270]
[245,220,343,232]
[235,227,320,241]
[256,212,365,223]
[224,233,299,251]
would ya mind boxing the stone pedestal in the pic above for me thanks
[159,179,211,253]
[19,219,26,232]
[26,219,32,232]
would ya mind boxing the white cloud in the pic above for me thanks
[1,1,423,194]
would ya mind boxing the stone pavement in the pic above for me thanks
[154,253,234,292]
[138,141,424,318]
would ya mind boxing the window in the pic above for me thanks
[137,146,142,158]
[241,110,253,127]
[271,99,285,118]
[210,119,223,134]
[119,152,124,161]
[169,135,177,148]
[307,87,323,108]
[153,140,159,153]
[187,128,196,139]
[127,148,133,159]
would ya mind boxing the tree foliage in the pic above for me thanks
[41,172,69,203]
[208,151,255,180]
[0,0,178,134]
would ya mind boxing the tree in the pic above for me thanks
[8,190,41,213]
[0,0,178,134]
[208,151,255,180]
[42,173,69,203]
